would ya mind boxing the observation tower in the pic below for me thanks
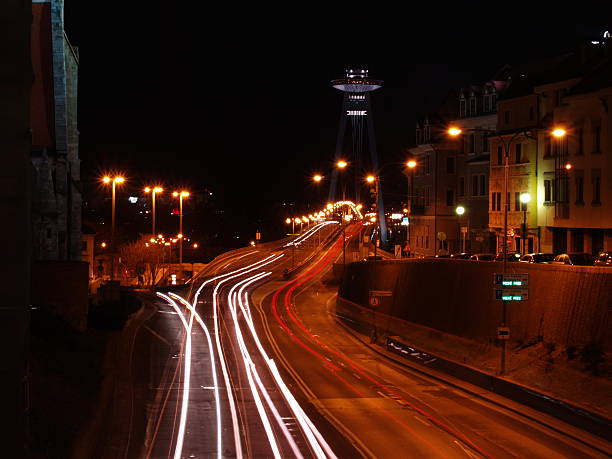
[329,68,388,245]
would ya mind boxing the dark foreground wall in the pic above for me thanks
[340,259,612,350]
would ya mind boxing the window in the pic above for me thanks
[425,235,429,249]
[460,99,466,118]
[425,155,431,175]
[483,135,490,153]
[507,192,511,211]
[479,175,486,196]
[472,175,479,197]
[592,169,601,204]
[492,191,502,211]
[446,157,455,174]
[514,192,521,211]
[446,190,455,207]
[82,241,88,252]
[424,186,431,207]
[415,128,422,145]
[504,110,510,124]
[497,145,503,165]
[515,143,522,163]
[468,133,475,153]
[491,94,497,111]
[575,171,584,204]
[544,179,552,202]
[458,177,465,197]
[483,95,490,112]
[46,228,52,238]
[469,98,476,116]
[529,106,535,121]
[424,125,431,142]
[544,137,551,157]
[593,126,601,153]
[576,128,583,155]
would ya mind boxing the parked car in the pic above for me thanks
[494,252,521,262]
[552,253,594,266]
[469,253,495,261]
[594,251,612,267]
[450,252,471,259]
[519,253,555,264]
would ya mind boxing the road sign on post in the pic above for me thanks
[497,327,510,340]
[495,289,529,301]
[494,273,529,287]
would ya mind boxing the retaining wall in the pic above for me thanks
[339,259,612,350]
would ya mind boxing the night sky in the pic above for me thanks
[65,5,607,241]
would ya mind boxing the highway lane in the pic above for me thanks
[148,221,342,458]
[250,228,612,458]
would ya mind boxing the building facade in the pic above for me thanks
[31,0,81,261]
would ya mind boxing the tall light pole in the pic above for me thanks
[102,175,125,280]
[405,159,417,256]
[144,186,163,235]
[173,191,189,265]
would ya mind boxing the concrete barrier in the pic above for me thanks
[339,259,612,350]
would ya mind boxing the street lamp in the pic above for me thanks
[102,175,125,280]
[519,192,530,256]
[405,159,417,256]
[172,191,189,265]
[144,186,163,235]
[455,206,470,253]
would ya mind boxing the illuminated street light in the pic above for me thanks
[565,163,572,170]
[520,193,531,257]
[519,192,531,204]
[101,242,107,248]
[101,175,125,280]
[455,206,465,216]
[552,128,567,138]
[313,174,323,182]
[173,191,190,264]
[366,175,376,183]
[406,159,417,169]
[448,127,462,137]
[336,160,348,169]
[144,186,163,235]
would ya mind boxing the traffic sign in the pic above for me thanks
[497,327,510,340]
[494,273,529,287]
[495,288,529,301]
[370,290,393,297]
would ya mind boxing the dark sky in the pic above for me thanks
[65,5,607,225]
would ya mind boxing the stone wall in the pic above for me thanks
[339,259,612,350]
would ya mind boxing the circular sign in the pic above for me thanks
[369,296,380,307]
[437,231,447,241]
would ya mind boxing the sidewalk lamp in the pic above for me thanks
[455,205,467,253]
[519,193,531,256]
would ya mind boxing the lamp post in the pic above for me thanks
[455,205,467,253]
[144,186,163,235]
[285,217,294,235]
[405,159,417,256]
[173,191,189,265]
[519,193,530,255]
[102,175,125,280]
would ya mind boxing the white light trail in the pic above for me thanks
[284,221,338,248]
[168,292,222,459]
[232,274,337,459]
[156,292,193,459]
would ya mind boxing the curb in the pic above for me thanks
[335,306,612,445]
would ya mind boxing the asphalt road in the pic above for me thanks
[106,221,611,458]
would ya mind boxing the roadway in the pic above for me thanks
[105,218,611,458]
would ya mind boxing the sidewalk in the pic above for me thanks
[335,294,612,442]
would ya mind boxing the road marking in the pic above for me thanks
[414,415,432,427]
[143,324,172,346]
[455,440,481,459]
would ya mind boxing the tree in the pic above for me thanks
[119,235,168,287]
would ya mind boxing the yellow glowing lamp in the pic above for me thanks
[448,127,462,136]
[406,160,417,169]
[552,128,566,138]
